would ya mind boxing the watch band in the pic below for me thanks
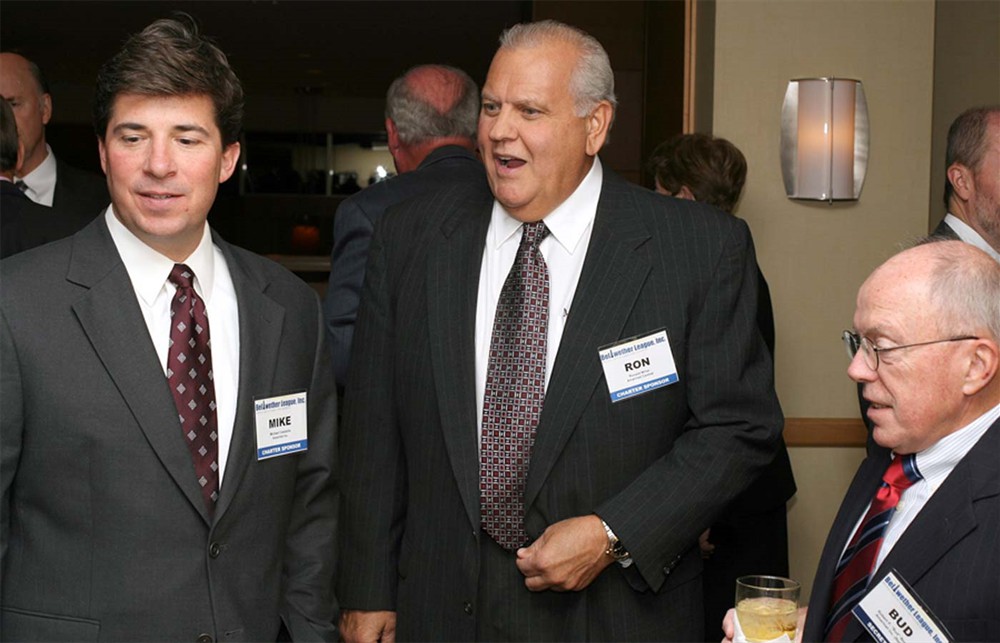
[600,519,633,568]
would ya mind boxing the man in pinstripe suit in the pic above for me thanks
[338,20,783,642]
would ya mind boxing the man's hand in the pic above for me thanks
[699,527,715,559]
[339,609,396,643]
[515,514,614,592]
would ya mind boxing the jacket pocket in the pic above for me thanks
[1,606,100,641]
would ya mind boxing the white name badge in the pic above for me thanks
[852,570,952,643]
[254,391,309,460]
[599,329,679,402]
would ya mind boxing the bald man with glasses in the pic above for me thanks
[725,239,999,642]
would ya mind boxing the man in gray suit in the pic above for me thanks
[1,16,338,641]
[323,64,482,388]
[934,106,999,261]
[338,20,781,642]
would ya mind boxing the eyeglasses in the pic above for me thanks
[842,330,979,371]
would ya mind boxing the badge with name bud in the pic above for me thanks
[598,329,678,402]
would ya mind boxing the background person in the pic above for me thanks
[648,132,796,641]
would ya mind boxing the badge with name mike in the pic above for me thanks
[598,329,678,402]
[254,391,309,460]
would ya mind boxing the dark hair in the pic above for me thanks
[93,14,244,146]
[385,65,479,145]
[647,133,747,213]
[1,99,18,171]
[944,106,1000,208]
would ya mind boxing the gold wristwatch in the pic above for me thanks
[601,518,633,568]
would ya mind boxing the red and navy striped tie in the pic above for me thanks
[825,453,921,641]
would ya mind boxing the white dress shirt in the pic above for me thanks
[944,213,1000,263]
[844,403,1000,571]
[106,208,241,484]
[475,157,603,440]
[15,143,57,206]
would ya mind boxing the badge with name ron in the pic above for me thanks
[598,329,678,402]
[253,391,309,460]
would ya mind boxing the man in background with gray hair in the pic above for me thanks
[323,64,482,388]
[338,19,780,641]
[935,105,1000,261]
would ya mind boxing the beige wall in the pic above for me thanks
[713,0,937,600]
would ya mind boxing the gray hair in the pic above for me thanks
[918,238,1000,341]
[385,64,478,145]
[498,20,618,121]
[944,106,1000,207]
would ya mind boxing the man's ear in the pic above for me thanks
[947,162,974,202]
[584,101,613,157]
[386,118,400,151]
[961,338,999,397]
[40,93,52,126]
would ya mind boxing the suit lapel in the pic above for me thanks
[68,220,213,522]
[524,172,652,511]
[211,240,285,522]
[853,424,1000,639]
[427,186,492,531]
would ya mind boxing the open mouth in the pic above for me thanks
[497,155,526,169]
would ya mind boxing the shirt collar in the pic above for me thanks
[907,403,1000,488]
[105,207,216,307]
[944,213,1000,262]
[489,156,603,254]
[16,144,56,200]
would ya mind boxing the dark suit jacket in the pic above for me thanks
[53,158,109,224]
[337,168,783,641]
[931,218,960,240]
[0,181,55,259]
[1,218,338,641]
[323,145,483,386]
[804,420,1000,642]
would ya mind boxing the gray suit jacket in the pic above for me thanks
[804,420,999,642]
[323,145,484,386]
[1,218,338,641]
[337,169,783,641]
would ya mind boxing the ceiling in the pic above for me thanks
[1,1,529,102]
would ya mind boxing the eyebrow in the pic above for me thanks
[111,122,212,137]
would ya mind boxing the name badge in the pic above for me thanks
[598,329,679,402]
[254,391,309,460]
[852,570,953,643]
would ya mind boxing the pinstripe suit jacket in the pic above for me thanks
[337,168,783,641]
[804,420,1000,642]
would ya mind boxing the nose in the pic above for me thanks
[143,137,176,178]
[847,349,876,384]
[487,107,515,143]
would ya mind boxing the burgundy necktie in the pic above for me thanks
[167,264,220,515]
[480,221,550,550]
[825,453,921,641]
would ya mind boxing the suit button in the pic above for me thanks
[663,566,672,576]
[196,634,214,643]
[209,542,222,558]
[463,601,474,615]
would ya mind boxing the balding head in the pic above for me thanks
[0,52,52,176]
[384,64,478,173]
[850,240,1000,454]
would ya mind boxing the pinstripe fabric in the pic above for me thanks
[337,170,783,641]
[804,421,1000,642]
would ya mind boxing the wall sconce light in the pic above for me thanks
[780,78,869,202]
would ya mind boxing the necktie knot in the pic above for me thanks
[14,180,28,193]
[519,221,550,252]
[882,453,921,492]
[169,264,196,291]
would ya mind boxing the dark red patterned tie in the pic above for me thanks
[825,453,921,641]
[167,264,219,515]
[480,221,550,550]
